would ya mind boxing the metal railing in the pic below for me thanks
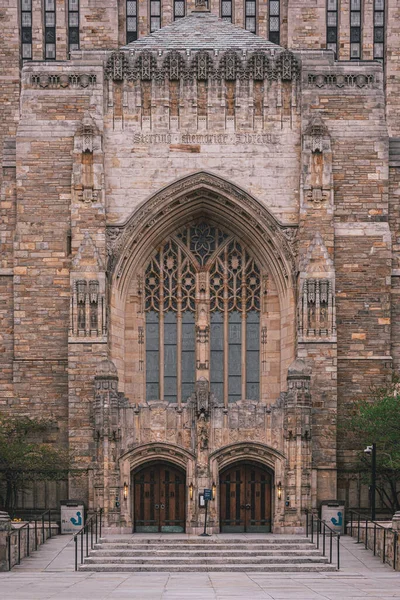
[305,509,341,569]
[348,510,398,570]
[74,509,103,571]
[6,509,57,571]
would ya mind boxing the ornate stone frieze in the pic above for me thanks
[30,73,97,88]
[307,73,374,88]
[105,49,300,83]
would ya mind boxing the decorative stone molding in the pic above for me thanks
[72,113,104,205]
[120,442,196,472]
[298,233,336,340]
[105,49,300,83]
[70,233,107,338]
[302,115,333,209]
[209,441,285,471]
[106,171,297,295]
[307,73,374,88]
[31,73,97,88]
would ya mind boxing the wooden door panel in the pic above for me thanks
[220,463,271,533]
[134,464,185,533]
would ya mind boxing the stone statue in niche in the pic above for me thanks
[196,377,209,418]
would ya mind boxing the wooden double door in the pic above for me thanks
[133,463,186,533]
[220,463,272,533]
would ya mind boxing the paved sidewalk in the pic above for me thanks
[1,534,400,599]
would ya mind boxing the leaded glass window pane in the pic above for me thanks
[21,0,31,10]
[269,16,279,31]
[151,1,160,15]
[351,0,360,10]
[327,0,337,9]
[174,0,185,18]
[144,222,261,404]
[210,312,224,402]
[228,311,242,402]
[269,0,279,15]
[375,0,384,9]
[22,13,31,26]
[246,311,260,400]
[327,12,337,26]
[127,1,137,15]
[221,0,232,17]
[22,43,32,59]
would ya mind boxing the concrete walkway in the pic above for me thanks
[1,534,400,599]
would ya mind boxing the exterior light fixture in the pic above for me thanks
[123,481,128,501]
[277,481,282,500]
[189,482,194,500]
[212,482,216,500]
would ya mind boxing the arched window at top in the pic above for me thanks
[144,222,262,404]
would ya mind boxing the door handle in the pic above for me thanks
[160,504,165,509]
[246,504,251,510]
[155,504,159,509]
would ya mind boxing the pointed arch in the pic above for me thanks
[107,171,296,300]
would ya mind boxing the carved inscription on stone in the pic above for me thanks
[132,132,278,146]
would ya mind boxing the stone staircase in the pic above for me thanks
[78,536,337,572]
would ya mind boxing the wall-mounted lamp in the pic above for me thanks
[212,482,216,500]
[189,482,194,500]
[277,481,282,500]
[123,481,128,501]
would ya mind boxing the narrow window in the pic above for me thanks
[127,0,138,43]
[44,0,56,59]
[245,0,257,34]
[326,0,338,57]
[174,0,185,20]
[21,0,32,60]
[150,0,161,32]
[268,0,280,45]
[68,0,79,52]
[374,0,384,60]
[221,0,232,22]
[350,0,362,59]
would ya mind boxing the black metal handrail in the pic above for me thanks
[74,508,103,571]
[348,509,398,570]
[305,509,341,569]
[6,508,57,571]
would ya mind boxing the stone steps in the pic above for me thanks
[79,536,337,572]
[90,549,322,558]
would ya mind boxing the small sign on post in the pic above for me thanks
[199,488,212,537]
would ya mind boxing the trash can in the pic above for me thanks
[60,500,85,534]
[320,500,345,534]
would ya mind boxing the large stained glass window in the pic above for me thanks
[144,223,261,404]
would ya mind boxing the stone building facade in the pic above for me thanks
[0,0,398,532]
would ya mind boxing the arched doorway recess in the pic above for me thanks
[219,461,273,533]
[133,461,186,533]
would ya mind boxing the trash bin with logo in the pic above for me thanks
[60,500,85,534]
[320,500,345,534]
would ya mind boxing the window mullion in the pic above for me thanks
[177,248,182,407]
[241,268,247,401]
[223,246,229,409]
[159,246,164,401]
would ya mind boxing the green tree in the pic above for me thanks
[0,414,70,513]
[344,379,400,514]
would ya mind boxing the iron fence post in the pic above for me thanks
[322,522,326,556]
[365,519,368,550]
[357,513,360,543]
[329,531,333,564]
[27,523,29,557]
[311,513,314,544]
[42,515,45,544]
[100,509,102,538]
[74,535,78,571]
[337,534,340,570]
[17,529,21,565]
[81,529,84,564]
[306,511,309,537]
[34,519,38,551]
[394,532,398,570]
[350,511,353,536]
[374,523,376,556]
[49,510,51,539]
